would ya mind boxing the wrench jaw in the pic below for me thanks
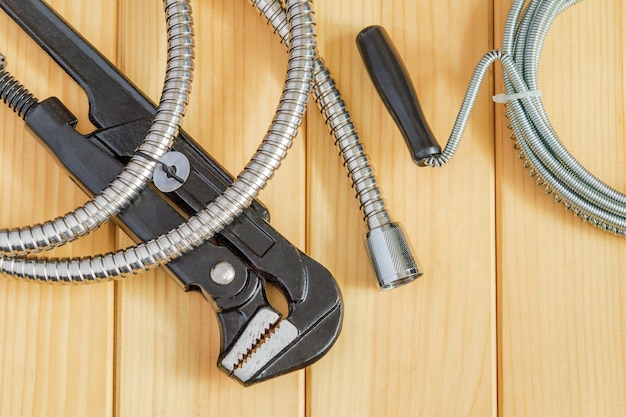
[219,308,299,385]
[218,305,342,386]
[245,299,343,385]
[217,253,344,386]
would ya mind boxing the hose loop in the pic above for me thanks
[0,0,316,283]
[422,0,626,235]
[0,0,194,256]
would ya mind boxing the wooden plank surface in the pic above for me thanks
[0,0,624,416]
[115,1,306,416]
[307,1,496,416]
[495,1,626,416]
[0,1,117,416]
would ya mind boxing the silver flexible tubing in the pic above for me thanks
[252,0,390,230]
[0,0,316,282]
[252,0,422,289]
[0,0,194,255]
[416,0,626,235]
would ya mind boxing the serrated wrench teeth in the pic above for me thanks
[220,307,298,383]
[233,319,298,382]
[221,308,280,371]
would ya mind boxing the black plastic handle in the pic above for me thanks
[356,25,440,166]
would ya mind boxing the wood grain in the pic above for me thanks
[115,1,305,416]
[495,1,626,416]
[308,1,496,416]
[0,1,117,416]
[0,0,624,416]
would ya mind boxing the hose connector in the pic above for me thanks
[366,222,422,290]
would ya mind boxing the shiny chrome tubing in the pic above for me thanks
[0,0,194,255]
[0,0,316,283]
[252,0,422,289]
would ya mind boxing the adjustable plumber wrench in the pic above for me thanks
[0,0,342,385]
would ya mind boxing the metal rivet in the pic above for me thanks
[211,261,236,286]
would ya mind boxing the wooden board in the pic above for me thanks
[114,1,306,416]
[307,0,496,416]
[0,0,623,416]
[0,1,116,416]
[495,1,626,416]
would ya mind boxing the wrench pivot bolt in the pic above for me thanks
[211,261,236,286]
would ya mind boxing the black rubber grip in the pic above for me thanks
[356,25,441,166]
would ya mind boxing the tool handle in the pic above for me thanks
[0,0,152,128]
[356,25,440,166]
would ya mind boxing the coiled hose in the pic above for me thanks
[0,0,316,282]
[0,0,194,255]
[418,0,626,235]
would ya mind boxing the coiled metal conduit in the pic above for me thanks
[0,0,316,282]
[417,0,626,235]
[253,0,390,230]
[0,0,194,255]
[252,0,422,289]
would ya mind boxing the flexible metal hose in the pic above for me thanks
[0,0,316,283]
[252,0,422,289]
[253,0,390,230]
[417,0,626,234]
[0,0,194,255]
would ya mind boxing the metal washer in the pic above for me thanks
[153,151,190,192]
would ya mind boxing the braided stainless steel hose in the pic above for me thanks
[0,0,316,283]
[0,0,194,255]
[252,0,422,289]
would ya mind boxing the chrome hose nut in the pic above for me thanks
[365,222,422,290]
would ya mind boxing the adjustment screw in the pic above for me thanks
[211,261,236,286]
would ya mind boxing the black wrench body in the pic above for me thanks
[0,0,342,385]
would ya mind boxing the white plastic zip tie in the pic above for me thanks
[493,90,542,103]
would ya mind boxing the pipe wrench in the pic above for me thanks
[0,0,342,385]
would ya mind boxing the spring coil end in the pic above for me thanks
[506,112,626,237]
[0,55,38,120]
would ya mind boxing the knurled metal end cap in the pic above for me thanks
[365,222,422,290]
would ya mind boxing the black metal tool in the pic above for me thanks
[0,0,342,386]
